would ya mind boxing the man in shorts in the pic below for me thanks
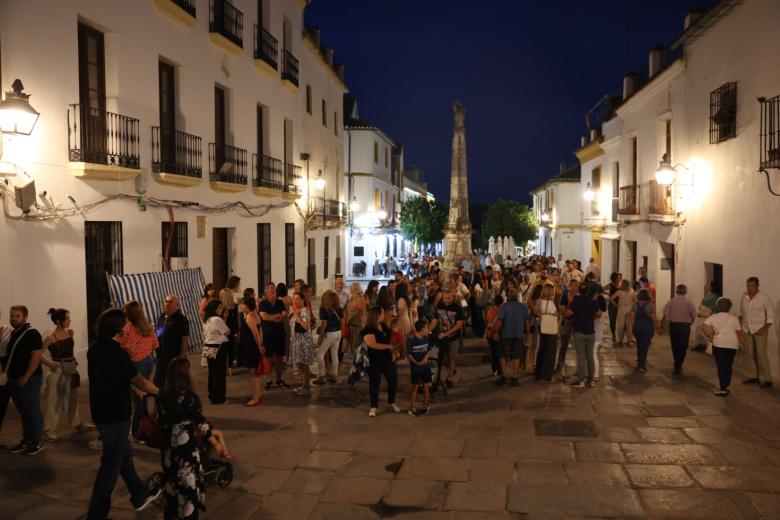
[407,320,432,416]
[259,283,289,389]
[493,289,531,387]
[429,290,464,388]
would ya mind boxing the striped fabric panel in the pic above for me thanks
[106,268,205,351]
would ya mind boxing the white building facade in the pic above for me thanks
[530,163,583,261]
[0,0,347,357]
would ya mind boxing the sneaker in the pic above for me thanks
[368,407,377,417]
[88,439,103,450]
[276,379,290,388]
[510,378,519,387]
[136,488,162,512]
[761,382,774,389]
[494,377,506,386]
[423,404,431,415]
[743,378,760,385]
[587,380,596,388]
[445,380,454,389]
[637,368,647,374]
[43,430,59,442]
[713,389,730,397]
[23,442,45,456]
[390,403,401,413]
[408,407,419,417]
[264,381,274,391]
[294,387,311,396]
[7,442,27,453]
[75,422,95,431]
[571,380,586,388]
[311,377,327,385]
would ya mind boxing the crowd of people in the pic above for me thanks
[0,251,775,518]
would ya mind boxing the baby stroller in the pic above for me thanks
[138,395,234,494]
[348,341,370,390]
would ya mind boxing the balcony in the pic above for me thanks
[152,127,202,186]
[648,180,675,220]
[313,199,345,223]
[253,25,278,76]
[281,50,299,91]
[67,104,141,180]
[283,162,302,199]
[252,154,284,196]
[153,0,196,27]
[209,0,243,55]
[617,184,640,218]
[208,143,247,192]
[759,95,780,170]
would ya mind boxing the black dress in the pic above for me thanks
[238,317,261,369]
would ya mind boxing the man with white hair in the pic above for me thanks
[154,294,190,388]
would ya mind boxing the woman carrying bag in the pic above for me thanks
[535,283,559,382]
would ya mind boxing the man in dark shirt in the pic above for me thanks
[154,294,190,388]
[565,284,602,387]
[430,290,465,388]
[87,308,160,520]
[259,283,289,389]
[5,305,45,455]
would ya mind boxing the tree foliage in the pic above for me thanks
[400,197,447,245]
[480,200,537,247]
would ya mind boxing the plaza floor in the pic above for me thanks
[4,331,780,519]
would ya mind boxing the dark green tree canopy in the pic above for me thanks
[400,197,447,245]
[480,200,537,247]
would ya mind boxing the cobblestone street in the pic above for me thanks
[4,331,780,519]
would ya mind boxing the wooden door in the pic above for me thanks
[307,238,316,295]
[159,61,176,167]
[77,22,106,164]
[213,228,229,290]
[85,222,123,342]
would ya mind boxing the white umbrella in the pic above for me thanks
[503,236,510,258]
[495,237,503,258]
[488,236,496,256]
[509,236,516,256]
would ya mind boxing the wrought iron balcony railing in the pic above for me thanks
[209,142,247,185]
[282,50,299,87]
[254,25,278,70]
[67,104,140,168]
[648,180,674,216]
[209,0,243,48]
[152,127,202,178]
[252,154,284,190]
[759,95,780,170]
[284,162,302,193]
[617,184,639,216]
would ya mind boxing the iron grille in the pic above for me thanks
[161,222,188,258]
[254,25,278,69]
[68,104,140,168]
[285,223,295,287]
[618,185,639,216]
[284,162,302,193]
[324,236,330,279]
[257,223,271,290]
[84,222,123,342]
[648,180,674,215]
[209,142,247,185]
[282,49,299,87]
[759,95,780,169]
[209,0,243,48]
[171,0,196,17]
[252,154,284,190]
[152,127,202,178]
[710,82,737,144]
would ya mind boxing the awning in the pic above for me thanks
[598,233,621,241]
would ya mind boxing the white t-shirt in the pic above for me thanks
[704,312,742,349]
[203,316,231,345]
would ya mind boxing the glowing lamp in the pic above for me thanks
[655,153,676,187]
[0,80,39,136]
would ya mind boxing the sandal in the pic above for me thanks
[244,398,262,407]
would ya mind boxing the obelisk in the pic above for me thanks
[443,101,472,270]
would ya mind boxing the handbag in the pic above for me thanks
[201,345,220,360]
[539,300,559,335]
[697,305,713,318]
[136,395,162,448]
[0,328,30,386]
[255,354,271,376]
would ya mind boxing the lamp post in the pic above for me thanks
[0,80,40,136]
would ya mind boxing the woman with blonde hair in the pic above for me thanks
[314,290,343,384]
[346,283,367,355]
[220,276,241,375]
[120,301,158,441]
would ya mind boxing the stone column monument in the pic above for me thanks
[443,101,472,270]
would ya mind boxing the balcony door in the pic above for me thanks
[213,228,229,291]
[159,61,176,168]
[77,22,106,164]
[214,86,226,171]
[84,222,123,343]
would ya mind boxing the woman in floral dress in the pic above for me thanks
[290,291,316,397]
[159,357,224,519]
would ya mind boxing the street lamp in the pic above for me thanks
[0,79,40,136]
[377,209,388,220]
[349,198,359,212]
[314,174,325,191]
[540,212,550,223]
[583,182,596,201]
[655,153,677,187]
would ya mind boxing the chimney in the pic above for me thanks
[309,27,321,47]
[590,128,598,141]
[623,73,640,100]
[324,47,334,65]
[648,45,666,78]
[336,64,345,81]
[684,8,704,30]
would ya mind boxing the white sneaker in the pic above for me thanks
[390,403,401,414]
[368,407,377,417]
[43,430,59,442]
[88,439,102,450]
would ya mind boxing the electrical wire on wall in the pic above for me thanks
[760,168,780,197]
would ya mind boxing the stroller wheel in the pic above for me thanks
[146,472,163,494]
[217,463,234,488]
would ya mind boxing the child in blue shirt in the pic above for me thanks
[407,319,432,416]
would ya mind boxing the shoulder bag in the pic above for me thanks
[539,300,559,335]
[0,328,31,386]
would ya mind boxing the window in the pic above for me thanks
[665,119,672,161]
[257,223,271,289]
[257,104,266,158]
[161,222,188,258]
[354,246,365,257]
[759,95,780,169]
[710,82,737,144]
[158,61,176,166]
[374,188,379,209]
[591,166,601,216]
[631,136,638,186]
[612,161,619,223]
[335,235,341,274]
[305,85,312,114]
[333,112,338,136]
[384,148,388,167]
[373,141,378,163]
[321,99,327,127]
[285,223,295,287]
[323,236,330,278]
[84,221,123,343]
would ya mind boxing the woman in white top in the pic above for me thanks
[535,282,559,382]
[702,297,747,396]
[202,300,231,404]
[611,280,636,346]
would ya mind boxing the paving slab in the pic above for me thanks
[298,449,352,470]
[445,481,507,512]
[564,461,630,487]
[624,464,696,488]
[639,489,746,519]
[498,439,574,461]
[278,468,338,495]
[686,465,769,491]
[396,457,470,482]
[515,461,569,485]
[622,443,722,465]
[469,458,515,483]
[319,476,389,505]
[341,454,402,479]
[745,492,780,519]
[240,467,290,496]
[573,441,624,462]
[636,427,692,444]
[382,479,446,509]
[506,484,644,517]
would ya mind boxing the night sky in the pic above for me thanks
[305,0,715,204]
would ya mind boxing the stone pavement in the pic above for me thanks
[4,329,780,519]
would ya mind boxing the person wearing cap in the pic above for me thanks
[660,284,697,377]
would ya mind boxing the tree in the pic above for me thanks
[480,200,537,247]
[399,197,447,247]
